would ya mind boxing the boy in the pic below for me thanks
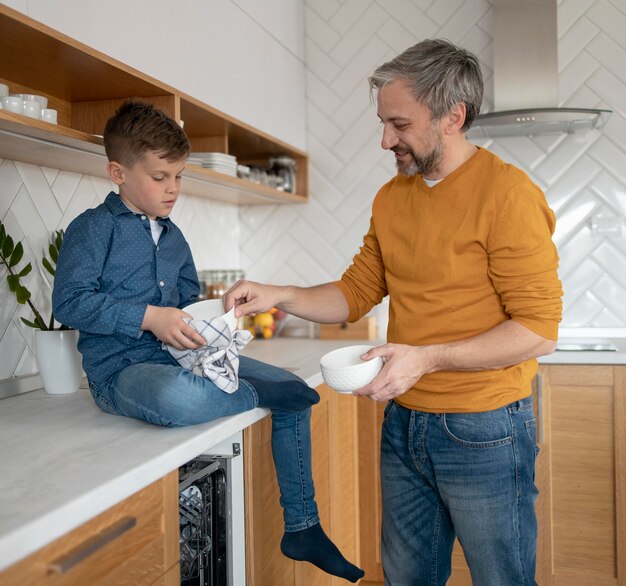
[52,101,364,583]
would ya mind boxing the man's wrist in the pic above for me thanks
[421,343,447,374]
[276,285,295,311]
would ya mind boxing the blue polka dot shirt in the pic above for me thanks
[52,192,200,383]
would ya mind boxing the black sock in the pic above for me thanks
[280,524,365,583]
[244,377,320,411]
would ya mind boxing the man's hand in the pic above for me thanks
[353,343,438,402]
[141,305,205,350]
[223,280,285,318]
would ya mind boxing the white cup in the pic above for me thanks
[0,83,8,97]
[1,96,23,114]
[22,100,41,119]
[41,108,58,124]
[12,93,47,109]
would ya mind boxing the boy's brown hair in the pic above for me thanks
[103,100,190,167]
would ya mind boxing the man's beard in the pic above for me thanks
[395,127,444,177]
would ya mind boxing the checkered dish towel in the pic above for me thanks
[164,315,253,394]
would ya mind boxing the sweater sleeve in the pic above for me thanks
[334,216,389,322]
[487,184,563,340]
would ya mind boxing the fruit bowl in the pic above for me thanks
[320,345,383,393]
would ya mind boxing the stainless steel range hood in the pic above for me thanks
[467,0,611,139]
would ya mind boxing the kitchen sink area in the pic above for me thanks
[555,339,618,352]
[540,329,626,365]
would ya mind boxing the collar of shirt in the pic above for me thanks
[104,191,172,228]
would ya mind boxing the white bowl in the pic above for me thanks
[184,299,236,331]
[320,344,383,393]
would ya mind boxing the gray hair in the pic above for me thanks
[369,39,483,131]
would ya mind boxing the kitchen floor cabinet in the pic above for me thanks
[244,383,361,586]
[357,364,626,586]
[0,4,308,205]
[536,364,625,586]
[0,472,180,586]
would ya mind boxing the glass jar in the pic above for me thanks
[267,156,297,193]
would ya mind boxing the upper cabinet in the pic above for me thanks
[0,5,308,205]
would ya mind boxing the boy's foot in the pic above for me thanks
[245,378,320,411]
[280,524,365,583]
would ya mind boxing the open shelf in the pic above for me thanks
[0,111,306,205]
[0,4,308,205]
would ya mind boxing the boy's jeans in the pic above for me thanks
[89,352,319,532]
[380,396,539,586]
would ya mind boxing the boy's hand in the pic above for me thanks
[141,305,206,350]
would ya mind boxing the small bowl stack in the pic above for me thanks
[320,345,383,393]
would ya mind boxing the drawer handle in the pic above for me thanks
[48,516,137,574]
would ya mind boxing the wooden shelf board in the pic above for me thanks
[0,5,173,102]
[183,164,307,205]
[0,111,108,177]
[0,113,306,206]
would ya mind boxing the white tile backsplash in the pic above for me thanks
[305,37,342,84]
[304,5,341,52]
[329,3,388,68]
[305,69,343,116]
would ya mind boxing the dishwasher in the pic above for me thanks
[178,440,241,586]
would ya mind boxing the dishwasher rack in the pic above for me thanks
[179,456,229,586]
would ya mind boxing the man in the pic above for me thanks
[224,39,562,585]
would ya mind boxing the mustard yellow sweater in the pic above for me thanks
[334,147,563,413]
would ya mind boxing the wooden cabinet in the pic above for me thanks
[318,317,378,341]
[244,384,361,586]
[0,471,180,585]
[0,4,308,205]
[536,364,626,586]
[356,365,626,586]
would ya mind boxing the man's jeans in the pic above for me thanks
[89,352,320,532]
[381,396,539,586]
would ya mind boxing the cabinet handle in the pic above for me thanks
[48,516,136,574]
[536,373,544,445]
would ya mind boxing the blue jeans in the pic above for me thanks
[89,351,319,531]
[380,397,539,586]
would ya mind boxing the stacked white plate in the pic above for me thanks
[188,152,238,177]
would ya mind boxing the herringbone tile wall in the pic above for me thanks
[0,161,240,379]
[240,0,626,330]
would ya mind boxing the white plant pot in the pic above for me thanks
[35,329,83,395]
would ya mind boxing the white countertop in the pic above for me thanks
[2,334,625,571]
[0,338,350,572]
[540,329,626,364]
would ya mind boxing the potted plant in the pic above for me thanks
[0,221,82,395]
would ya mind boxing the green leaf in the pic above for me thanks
[0,223,5,249]
[55,230,64,250]
[42,257,55,276]
[2,234,14,259]
[20,317,39,329]
[16,285,31,304]
[49,243,58,263]
[9,241,23,268]
[19,263,32,277]
[7,274,19,292]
